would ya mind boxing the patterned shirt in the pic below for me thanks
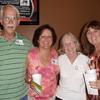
[27,48,59,100]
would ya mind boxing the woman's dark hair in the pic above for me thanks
[79,20,100,56]
[32,24,57,47]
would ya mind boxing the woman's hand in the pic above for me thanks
[30,82,41,96]
[89,80,100,89]
[25,67,32,84]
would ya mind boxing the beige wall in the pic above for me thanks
[16,0,100,48]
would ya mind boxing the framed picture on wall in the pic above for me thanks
[0,0,39,25]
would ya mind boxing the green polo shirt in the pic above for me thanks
[0,33,32,100]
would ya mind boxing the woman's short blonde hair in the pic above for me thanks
[58,32,80,54]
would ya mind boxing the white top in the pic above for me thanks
[56,53,89,100]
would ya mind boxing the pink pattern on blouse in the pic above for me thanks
[27,48,59,100]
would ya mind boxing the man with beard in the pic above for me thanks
[0,4,32,100]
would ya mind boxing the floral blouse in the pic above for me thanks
[90,54,100,78]
[27,48,59,100]
[88,53,100,100]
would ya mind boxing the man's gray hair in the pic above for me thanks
[0,4,20,19]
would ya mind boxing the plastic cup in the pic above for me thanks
[84,69,98,95]
[87,69,97,81]
[32,73,42,85]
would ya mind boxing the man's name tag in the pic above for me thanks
[15,39,24,45]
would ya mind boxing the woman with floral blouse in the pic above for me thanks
[26,24,59,100]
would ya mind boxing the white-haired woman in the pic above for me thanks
[56,32,89,100]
